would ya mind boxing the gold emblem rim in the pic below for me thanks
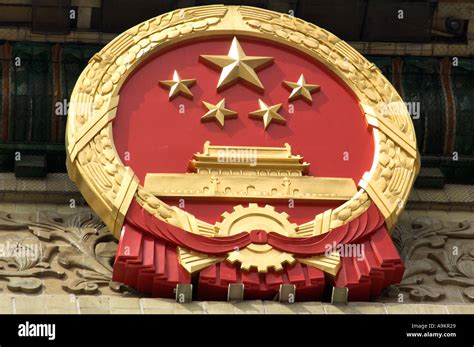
[65,4,419,249]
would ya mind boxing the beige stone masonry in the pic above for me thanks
[1,295,472,314]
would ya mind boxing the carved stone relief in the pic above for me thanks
[381,213,474,303]
[0,210,131,295]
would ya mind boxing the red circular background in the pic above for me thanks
[113,36,374,225]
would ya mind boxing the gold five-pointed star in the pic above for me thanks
[159,70,196,100]
[201,98,237,128]
[249,99,286,130]
[283,74,320,104]
[200,37,273,91]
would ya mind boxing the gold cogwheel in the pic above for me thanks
[215,203,297,237]
[215,204,297,273]
[227,246,295,273]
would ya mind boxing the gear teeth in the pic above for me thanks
[227,252,239,263]
[279,253,296,265]
[217,204,298,271]
[240,262,252,272]
[273,263,283,272]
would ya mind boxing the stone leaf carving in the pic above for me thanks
[387,216,473,302]
[0,211,128,295]
[395,277,446,302]
[0,232,63,293]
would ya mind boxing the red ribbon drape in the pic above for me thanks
[125,200,385,257]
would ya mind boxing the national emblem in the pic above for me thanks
[66,5,419,301]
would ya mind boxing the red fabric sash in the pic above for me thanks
[125,200,385,257]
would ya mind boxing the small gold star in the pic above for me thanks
[283,74,320,104]
[249,99,286,130]
[200,37,273,91]
[159,70,196,100]
[201,98,237,128]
